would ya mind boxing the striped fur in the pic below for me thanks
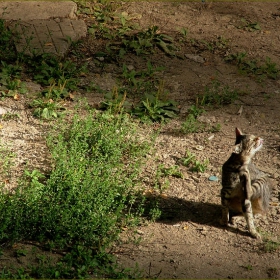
[220,128,271,239]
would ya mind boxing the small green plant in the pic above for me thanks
[157,164,183,178]
[199,80,239,106]
[181,114,203,133]
[261,238,280,253]
[181,150,209,173]
[241,264,253,271]
[181,150,196,166]
[24,169,45,188]
[131,78,178,122]
[262,57,279,80]
[133,93,179,122]
[105,25,177,58]
[30,99,65,119]
[0,19,17,61]
[238,18,261,31]
[40,81,69,100]
[0,142,15,184]
[0,61,27,95]
[121,61,164,97]
[191,159,209,173]
[181,105,204,133]
[0,61,22,80]
[178,27,188,39]
[210,123,222,132]
[154,164,185,193]
[225,51,247,65]
[100,87,130,114]
[188,105,205,118]
[1,112,20,121]
[26,53,87,90]
[15,249,28,258]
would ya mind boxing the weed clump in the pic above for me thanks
[0,111,156,278]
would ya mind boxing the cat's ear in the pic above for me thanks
[235,127,243,145]
[235,127,243,137]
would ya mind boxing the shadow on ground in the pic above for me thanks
[155,195,251,238]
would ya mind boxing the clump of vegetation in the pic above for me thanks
[157,164,183,179]
[0,112,158,277]
[153,164,183,194]
[132,80,179,123]
[99,86,130,114]
[181,105,205,133]
[29,98,65,119]
[259,236,280,253]
[225,52,279,80]
[181,150,209,173]
[89,2,177,59]
[133,93,179,123]
[121,61,164,97]
[0,19,18,61]
[0,142,15,183]
[116,25,177,57]
[237,18,261,32]
[199,80,239,106]
[25,53,87,90]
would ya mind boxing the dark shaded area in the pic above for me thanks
[155,195,252,238]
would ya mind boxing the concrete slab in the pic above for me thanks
[0,1,88,56]
[0,1,77,20]
[10,18,87,56]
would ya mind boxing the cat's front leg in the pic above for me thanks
[243,198,261,240]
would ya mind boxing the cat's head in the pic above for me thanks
[233,128,263,158]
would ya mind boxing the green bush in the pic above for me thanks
[0,111,155,277]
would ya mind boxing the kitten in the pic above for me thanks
[220,128,271,239]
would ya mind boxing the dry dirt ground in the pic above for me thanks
[1,1,280,278]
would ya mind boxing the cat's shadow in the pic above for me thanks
[154,195,251,238]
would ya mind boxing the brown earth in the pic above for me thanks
[1,1,280,278]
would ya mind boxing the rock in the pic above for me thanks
[185,54,205,63]
[96,57,105,61]
[197,115,216,123]
[237,105,243,115]
[173,223,181,227]
[208,175,219,182]
[136,230,144,235]
[195,145,204,151]
[0,107,8,115]
[126,65,134,71]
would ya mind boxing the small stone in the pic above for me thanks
[0,107,7,115]
[195,145,204,151]
[126,65,134,71]
[173,223,181,227]
[185,54,205,63]
[208,175,218,182]
[96,57,104,61]
[136,230,144,235]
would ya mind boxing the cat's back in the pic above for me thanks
[222,153,240,189]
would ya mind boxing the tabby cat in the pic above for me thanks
[220,128,271,239]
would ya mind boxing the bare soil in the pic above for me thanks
[1,1,280,278]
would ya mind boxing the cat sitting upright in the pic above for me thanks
[220,128,271,240]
